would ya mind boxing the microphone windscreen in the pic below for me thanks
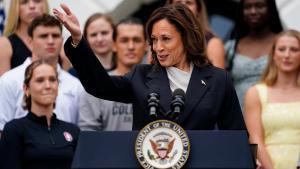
[172,88,185,98]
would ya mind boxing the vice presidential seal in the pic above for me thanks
[135,120,190,169]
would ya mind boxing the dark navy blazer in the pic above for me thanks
[65,37,246,130]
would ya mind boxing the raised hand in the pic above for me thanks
[53,4,82,43]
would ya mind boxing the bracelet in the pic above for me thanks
[71,40,79,48]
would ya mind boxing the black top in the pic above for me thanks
[64,37,246,131]
[8,33,31,68]
[0,112,80,169]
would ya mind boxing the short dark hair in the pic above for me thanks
[28,14,62,37]
[146,3,210,68]
[112,17,145,41]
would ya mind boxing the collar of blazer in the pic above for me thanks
[146,65,213,123]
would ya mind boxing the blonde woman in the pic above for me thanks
[245,30,300,169]
[167,0,225,68]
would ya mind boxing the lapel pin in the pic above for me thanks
[201,80,206,86]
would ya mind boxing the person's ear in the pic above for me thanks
[144,42,148,52]
[23,84,30,97]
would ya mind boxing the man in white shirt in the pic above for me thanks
[79,18,147,131]
[0,14,83,131]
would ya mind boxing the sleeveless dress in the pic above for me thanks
[256,83,300,169]
[8,33,32,69]
[225,40,268,110]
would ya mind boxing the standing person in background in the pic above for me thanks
[83,13,115,71]
[0,14,83,132]
[79,18,147,131]
[244,30,300,169]
[54,3,245,130]
[0,60,80,169]
[0,0,71,76]
[0,0,48,75]
[68,13,115,77]
[225,0,283,110]
[167,0,225,68]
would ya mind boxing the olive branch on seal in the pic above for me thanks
[169,150,178,162]
[147,150,155,160]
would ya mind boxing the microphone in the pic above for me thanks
[168,88,185,122]
[147,92,160,120]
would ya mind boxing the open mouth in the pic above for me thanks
[157,54,168,61]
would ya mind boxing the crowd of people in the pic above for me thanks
[0,0,299,168]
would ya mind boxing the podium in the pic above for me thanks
[72,131,255,169]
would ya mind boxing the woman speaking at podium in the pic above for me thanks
[53,3,246,130]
